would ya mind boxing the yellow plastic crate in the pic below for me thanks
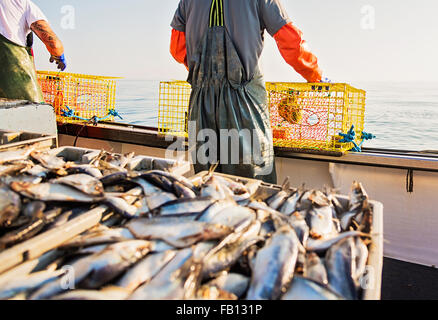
[157,81,366,154]
[267,82,366,153]
[37,71,119,124]
[158,81,191,137]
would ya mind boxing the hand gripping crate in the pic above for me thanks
[37,71,120,124]
[267,82,366,154]
[157,81,367,154]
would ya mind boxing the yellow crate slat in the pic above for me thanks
[37,71,119,124]
[158,80,366,154]
[158,81,191,137]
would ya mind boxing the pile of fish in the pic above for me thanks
[0,147,149,251]
[0,147,375,300]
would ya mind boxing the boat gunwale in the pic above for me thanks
[57,122,438,173]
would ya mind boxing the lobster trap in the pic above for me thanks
[157,81,367,154]
[267,82,366,153]
[158,81,191,137]
[37,71,119,124]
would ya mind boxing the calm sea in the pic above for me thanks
[116,80,438,151]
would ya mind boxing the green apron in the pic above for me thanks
[187,0,277,184]
[0,33,44,103]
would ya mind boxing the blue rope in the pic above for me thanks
[60,106,123,123]
[338,125,376,152]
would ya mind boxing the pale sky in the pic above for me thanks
[32,0,438,82]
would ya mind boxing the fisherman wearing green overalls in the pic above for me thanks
[0,0,67,103]
[170,0,325,184]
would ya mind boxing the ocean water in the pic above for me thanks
[116,79,438,151]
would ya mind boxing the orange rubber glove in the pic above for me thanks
[170,29,188,70]
[274,23,322,83]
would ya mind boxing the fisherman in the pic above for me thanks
[170,0,324,184]
[0,0,67,103]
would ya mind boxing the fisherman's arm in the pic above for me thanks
[170,0,188,70]
[259,0,322,82]
[30,20,66,71]
[170,29,188,69]
[273,23,322,83]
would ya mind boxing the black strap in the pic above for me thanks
[209,0,224,27]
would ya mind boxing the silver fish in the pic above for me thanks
[52,286,130,300]
[279,191,301,215]
[304,253,328,285]
[116,250,177,291]
[131,177,163,195]
[60,225,134,249]
[0,269,66,300]
[149,240,176,253]
[1,174,43,186]
[52,174,104,196]
[200,176,234,200]
[23,201,46,219]
[306,231,367,253]
[196,198,236,220]
[127,218,231,248]
[201,220,261,279]
[30,240,151,299]
[131,177,177,211]
[307,206,338,239]
[0,163,27,177]
[0,148,33,164]
[259,219,276,239]
[325,237,358,300]
[0,208,62,248]
[266,180,291,210]
[80,150,102,165]
[141,170,198,194]
[174,181,197,199]
[68,164,103,178]
[281,276,343,300]
[204,175,258,202]
[144,192,178,213]
[354,237,369,281]
[129,248,193,300]
[199,205,255,229]
[156,197,215,216]
[196,285,237,300]
[0,185,21,227]
[308,190,332,207]
[340,182,370,231]
[98,159,128,176]
[206,273,250,299]
[104,196,139,218]
[75,244,108,255]
[30,151,66,170]
[288,212,310,246]
[0,249,63,284]
[25,164,50,178]
[211,175,248,194]
[246,225,300,300]
[47,207,89,230]
[358,206,373,234]
[327,193,346,219]
[349,182,369,211]
[11,182,100,203]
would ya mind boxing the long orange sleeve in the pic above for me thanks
[170,29,188,69]
[273,23,322,83]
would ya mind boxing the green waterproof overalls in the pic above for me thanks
[0,33,44,103]
[187,0,277,184]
